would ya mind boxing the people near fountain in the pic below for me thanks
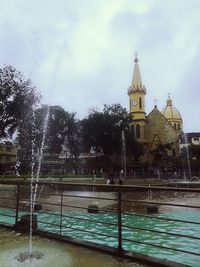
[173,171,178,178]
[118,178,123,185]
[107,177,115,184]
[107,170,115,184]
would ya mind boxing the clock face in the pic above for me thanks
[132,100,137,106]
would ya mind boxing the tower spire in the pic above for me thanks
[128,54,146,94]
[127,54,147,143]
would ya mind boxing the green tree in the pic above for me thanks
[125,130,144,162]
[81,103,133,171]
[46,106,67,154]
[188,144,200,159]
[35,106,81,174]
[62,112,82,174]
[82,104,132,154]
[0,66,40,174]
[151,143,177,176]
[0,66,39,138]
[180,144,200,177]
[35,105,67,157]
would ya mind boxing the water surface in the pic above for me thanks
[0,228,147,267]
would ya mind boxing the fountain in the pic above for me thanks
[0,228,146,267]
[33,106,50,208]
[121,130,127,177]
[37,176,59,204]
[14,106,50,263]
[157,169,161,180]
[182,132,192,180]
[87,171,99,213]
[145,185,159,213]
[169,132,200,187]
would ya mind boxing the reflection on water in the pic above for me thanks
[0,208,197,266]
[36,210,200,267]
[0,228,146,267]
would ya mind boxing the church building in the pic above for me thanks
[128,55,183,162]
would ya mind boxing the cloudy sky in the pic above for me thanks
[0,0,200,132]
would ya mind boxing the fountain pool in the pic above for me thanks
[1,181,200,266]
[1,206,200,266]
[0,228,147,267]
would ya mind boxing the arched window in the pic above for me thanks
[174,123,176,129]
[131,124,135,137]
[139,97,142,109]
[178,123,180,130]
[136,124,140,138]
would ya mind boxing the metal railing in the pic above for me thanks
[0,180,200,266]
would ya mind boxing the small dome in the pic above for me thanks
[161,96,183,131]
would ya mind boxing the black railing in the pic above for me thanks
[0,180,199,266]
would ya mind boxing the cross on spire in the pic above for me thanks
[167,93,172,106]
[134,53,139,63]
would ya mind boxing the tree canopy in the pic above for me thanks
[81,103,143,172]
[81,103,132,155]
[0,66,40,174]
[0,66,40,138]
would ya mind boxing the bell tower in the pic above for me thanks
[128,55,147,142]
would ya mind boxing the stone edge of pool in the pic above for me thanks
[0,223,192,267]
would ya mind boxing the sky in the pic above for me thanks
[0,0,200,133]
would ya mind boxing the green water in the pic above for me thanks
[0,208,200,266]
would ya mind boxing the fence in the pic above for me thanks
[0,180,200,267]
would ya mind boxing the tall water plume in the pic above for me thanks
[33,106,50,205]
[28,106,50,260]
[30,106,36,258]
[121,130,127,177]
[182,133,192,180]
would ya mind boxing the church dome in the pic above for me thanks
[161,95,183,131]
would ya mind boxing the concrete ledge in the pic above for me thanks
[0,224,192,267]
[34,229,191,267]
[125,251,192,267]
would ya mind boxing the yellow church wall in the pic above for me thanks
[130,112,146,121]
[130,119,147,143]
[129,92,145,116]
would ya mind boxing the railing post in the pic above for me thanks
[117,187,123,255]
[60,188,63,235]
[15,184,20,225]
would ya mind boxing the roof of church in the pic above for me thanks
[161,95,182,122]
[145,105,180,157]
[128,54,146,94]
[146,105,178,137]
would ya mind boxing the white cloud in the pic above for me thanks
[0,0,200,131]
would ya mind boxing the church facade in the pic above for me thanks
[128,56,183,162]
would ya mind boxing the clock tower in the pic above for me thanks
[128,55,147,142]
